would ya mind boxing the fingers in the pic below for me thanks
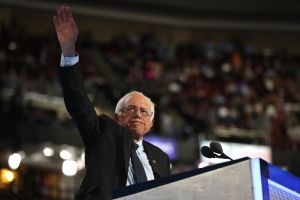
[62,6,69,23]
[66,7,73,22]
[55,5,72,25]
[57,6,64,24]
[53,15,58,29]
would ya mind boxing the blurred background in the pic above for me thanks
[1,0,300,199]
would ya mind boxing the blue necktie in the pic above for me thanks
[131,144,148,183]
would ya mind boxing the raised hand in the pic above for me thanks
[53,6,79,56]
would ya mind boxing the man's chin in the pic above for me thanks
[129,128,141,134]
[129,129,146,137]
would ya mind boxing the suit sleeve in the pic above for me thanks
[59,64,98,146]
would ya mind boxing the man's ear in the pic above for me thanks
[151,119,154,127]
[114,113,120,122]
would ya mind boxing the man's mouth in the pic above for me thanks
[130,120,143,124]
[130,121,143,124]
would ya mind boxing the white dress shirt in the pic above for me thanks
[126,140,155,185]
[60,54,79,66]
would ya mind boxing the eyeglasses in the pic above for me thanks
[121,106,153,117]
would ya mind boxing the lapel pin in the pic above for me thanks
[152,160,156,164]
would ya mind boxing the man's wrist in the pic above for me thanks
[61,44,76,57]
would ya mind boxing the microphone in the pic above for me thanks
[200,146,217,158]
[209,141,223,154]
[209,141,233,161]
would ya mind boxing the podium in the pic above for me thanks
[112,158,300,200]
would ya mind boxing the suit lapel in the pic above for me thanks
[143,141,160,178]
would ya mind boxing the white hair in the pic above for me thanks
[115,91,155,120]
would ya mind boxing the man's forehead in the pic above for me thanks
[124,94,151,107]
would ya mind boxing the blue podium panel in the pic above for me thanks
[267,161,300,200]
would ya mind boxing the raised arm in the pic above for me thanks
[54,6,98,146]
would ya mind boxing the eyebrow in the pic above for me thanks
[127,105,148,110]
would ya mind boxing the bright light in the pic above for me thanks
[0,169,15,183]
[43,147,54,157]
[60,149,72,160]
[76,152,85,170]
[8,153,22,170]
[62,160,77,176]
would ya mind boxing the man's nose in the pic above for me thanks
[133,109,142,118]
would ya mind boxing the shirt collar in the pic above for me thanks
[136,140,144,152]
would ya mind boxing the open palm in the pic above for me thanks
[53,6,79,56]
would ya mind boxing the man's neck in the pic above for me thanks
[133,138,143,144]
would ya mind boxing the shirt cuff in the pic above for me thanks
[60,54,79,67]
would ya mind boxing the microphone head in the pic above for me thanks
[200,146,216,158]
[210,141,223,154]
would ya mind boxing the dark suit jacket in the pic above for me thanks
[59,64,171,200]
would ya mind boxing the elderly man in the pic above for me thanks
[53,5,171,200]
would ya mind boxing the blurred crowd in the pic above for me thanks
[1,19,300,150]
